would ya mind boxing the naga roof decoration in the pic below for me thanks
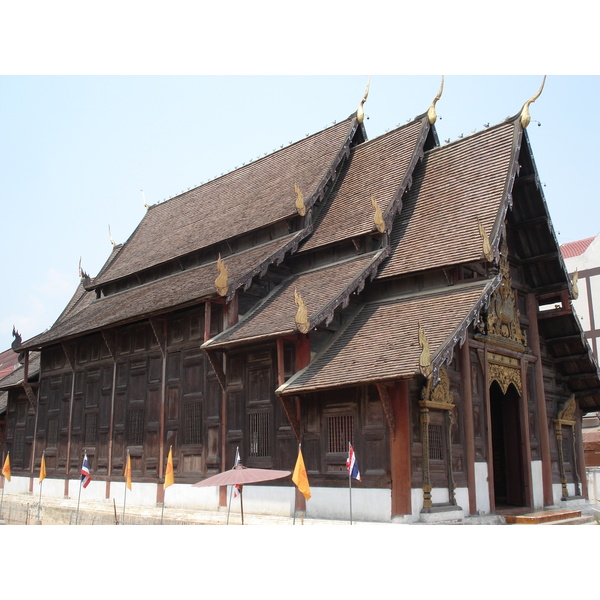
[519,76,546,129]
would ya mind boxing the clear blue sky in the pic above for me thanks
[1,5,598,353]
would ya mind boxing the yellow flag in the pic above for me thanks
[39,453,46,484]
[124,452,132,490]
[292,448,311,500]
[1,453,10,482]
[164,447,174,489]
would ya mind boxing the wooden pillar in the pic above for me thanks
[390,380,411,516]
[576,406,588,499]
[526,293,553,506]
[460,341,477,515]
[483,344,495,513]
[519,359,533,508]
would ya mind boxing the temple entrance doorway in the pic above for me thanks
[490,381,526,508]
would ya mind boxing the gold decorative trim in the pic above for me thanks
[294,183,306,216]
[215,254,229,297]
[554,395,581,498]
[427,76,444,125]
[294,288,310,334]
[418,322,431,376]
[356,77,370,125]
[420,367,454,410]
[520,76,546,129]
[557,394,576,424]
[478,239,527,350]
[478,219,493,262]
[571,270,579,300]
[371,195,386,233]
[487,353,522,394]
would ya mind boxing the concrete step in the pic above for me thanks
[504,508,585,524]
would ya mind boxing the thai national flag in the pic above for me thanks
[233,447,241,498]
[346,444,361,481]
[81,454,91,488]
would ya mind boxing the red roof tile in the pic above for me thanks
[560,236,595,259]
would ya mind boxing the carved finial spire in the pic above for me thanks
[520,76,546,128]
[418,321,431,376]
[294,183,306,216]
[11,326,22,351]
[371,195,386,233]
[78,257,89,281]
[571,269,579,300]
[477,219,494,262]
[108,225,116,246]
[356,77,370,124]
[294,288,310,334]
[142,190,149,209]
[427,76,444,125]
[215,254,229,297]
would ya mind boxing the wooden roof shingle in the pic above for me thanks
[377,119,520,279]
[277,278,499,395]
[299,117,430,253]
[204,250,387,350]
[91,116,360,288]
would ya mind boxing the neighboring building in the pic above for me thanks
[2,82,599,523]
[561,233,600,358]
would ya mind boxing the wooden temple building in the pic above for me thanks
[2,78,600,523]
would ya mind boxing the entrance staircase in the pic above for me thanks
[502,508,596,525]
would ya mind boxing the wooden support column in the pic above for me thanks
[483,344,495,513]
[460,341,477,515]
[390,379,411,516]
[526,293,553,506]
[63,342,77,498]
[519,359,534,508]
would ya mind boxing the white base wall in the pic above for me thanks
[586,467,600,506]
[474,462,491,515]
[1,476,395,522]
[531,460,544,509]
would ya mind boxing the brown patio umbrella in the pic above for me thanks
[192,464,291,524]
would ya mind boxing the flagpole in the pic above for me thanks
[76,449,84,525]
[348,442,353,525]
[122,449,129,525]
[227,446,240,525]
[37,451,45,524]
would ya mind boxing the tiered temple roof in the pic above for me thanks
[11,80,600,411]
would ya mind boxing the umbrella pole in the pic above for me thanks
[226,485,233,525]
[240,486,244,525]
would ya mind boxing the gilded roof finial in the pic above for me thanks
[520,76,546,128]
[356,76,370,124]
[571,269,579,300]
[427,76,444,125]
[142,190,149,209]
[418,321,431,376]
[108,225,116,246]
[294,183,306,216]
[371,195,386,233]
[215,254,229,297]
[477,219,493,262]
[294,288,310,334]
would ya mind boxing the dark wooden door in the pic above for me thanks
[490,382,525,507]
